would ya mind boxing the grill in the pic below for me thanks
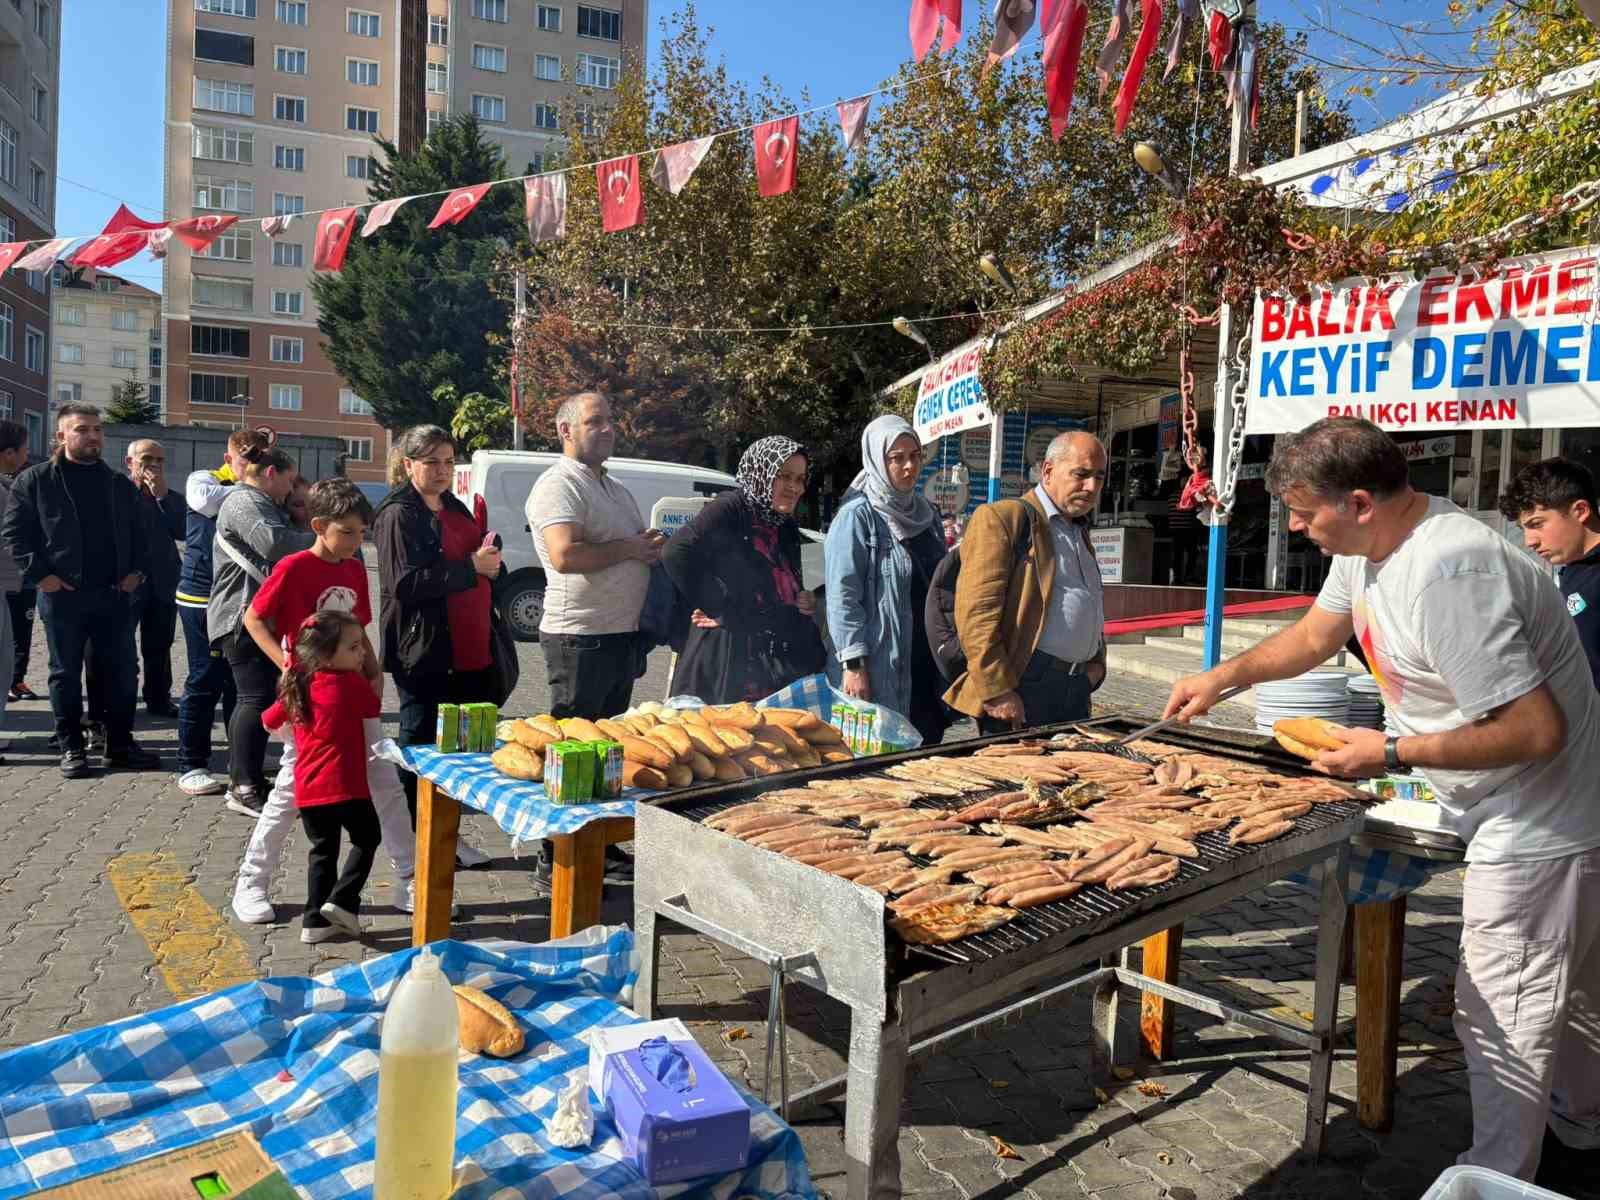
[633,719,1361,1200]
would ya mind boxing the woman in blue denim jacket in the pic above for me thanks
[824,415,951,746]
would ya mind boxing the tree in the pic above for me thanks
[443,383,514,453]
[313,115,523,431]
[105,373,159,425]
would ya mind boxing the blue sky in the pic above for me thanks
[56,0,1479,295]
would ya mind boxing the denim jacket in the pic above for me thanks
[823,492,921,717]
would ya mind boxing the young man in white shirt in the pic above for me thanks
[1165,417,1600,1185]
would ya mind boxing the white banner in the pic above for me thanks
[913,345,992,442]
[1245,244,1600,435]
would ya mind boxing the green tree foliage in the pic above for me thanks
[105,374,159,425]
[313,116,523,431]
[443,383,514,453]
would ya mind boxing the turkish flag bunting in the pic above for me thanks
[428,182,493,229]
[985,0,1036,74]
[753,116,799,198]
[596,156,644,233]
[260,215,297,238]
[1207,8,1232,71]
[361,197,408,238]
[0,243,26,274]
[1114,0,1164,136]
[909,0,961,62]
[1096,0,1132,97]
[14,238,76,273]
[1165,0,1198,79]
[146,229,174,260]
[525,175,568,243]
[837,96,872,152]
[314,207,360,272]
[651,137,716,196]
[70,204,167,270]
[170,215,239,252]
[1043,0,1090,141]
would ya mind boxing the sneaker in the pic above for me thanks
[7,683,38,702]
[232,888,276,924]
[107,745,161,769]
[319,902,366,938]
[225,788,266,818]
[398,879,461,919]
[85,723,106,755]
[455,840,492,869]
[59,749,90,779]
[178,768,227,797]
[300,924,338,944]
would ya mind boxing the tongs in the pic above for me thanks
[1113,685,1250,746]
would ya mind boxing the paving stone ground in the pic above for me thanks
[0,575,1592,1199]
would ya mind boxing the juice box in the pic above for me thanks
[463,702,499,752]
[545,740,595,803]
[590,740,625,799]
[436,703,463,752]
[857,709,880,756]
[832,702,858,750]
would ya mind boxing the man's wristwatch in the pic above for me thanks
[844,658,866,672]
[1383,736,1402,771]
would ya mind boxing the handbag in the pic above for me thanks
[486,552,522,705]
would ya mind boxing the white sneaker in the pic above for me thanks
[232,888,276,925]
[455,840,492,869]
[320,902,366,938]
[178,768,227,797]
[300,924,337,944]
[398,879,460,919]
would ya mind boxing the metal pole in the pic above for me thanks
[1294,89,1307,157]
[1202,3,1256,670]
[512,267,526,451]
[987,412,1004,503]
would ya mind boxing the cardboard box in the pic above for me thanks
[586,1017,695,1093]
[601,1033,751,1184]
[32,1130,295,1199]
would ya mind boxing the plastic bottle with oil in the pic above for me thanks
[374,946,460,1199]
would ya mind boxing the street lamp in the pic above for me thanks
[1133,141,1181,198]
[978,251,1019,296]
[892,316,937,364]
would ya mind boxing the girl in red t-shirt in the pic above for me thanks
[263,611,383,944]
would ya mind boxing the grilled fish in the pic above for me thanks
[1067,837,1153,884]
[889,883,984,914]
[890,900,1015,945]
[867,820,971,847]
[1107,855,1181,891]
[935,845,1054,872]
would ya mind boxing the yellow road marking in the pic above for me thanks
[108,852,260,1001]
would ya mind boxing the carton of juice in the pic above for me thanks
[832,703,858,750]
[590,740,625,799]
[545,740,595,803]
[436,703,463,752]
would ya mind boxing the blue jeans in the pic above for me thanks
[176,605,236,773]
[38,587,138,751]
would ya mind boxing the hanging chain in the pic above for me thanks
[1215,322,1252,517]
[1179,338,1203,472]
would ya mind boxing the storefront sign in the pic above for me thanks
[996,473,1027,500]
[1245,244,1600,434]
[960,429,991,472]
[1025,423,1063,465]
[650,496,710,535]
[1398,435,1459,462]
[913,345,993,442]
[1090,528,1128,584]
[923,465,970,514]
[1158,393,1180,450]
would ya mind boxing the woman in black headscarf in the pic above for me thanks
[662,436,826,702]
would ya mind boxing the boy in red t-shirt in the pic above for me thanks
[228,479,416,927]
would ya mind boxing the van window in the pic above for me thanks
[694,481,733,497]
[500,469,545,524]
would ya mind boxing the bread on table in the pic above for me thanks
[453,985,526,1057]
[491,743,542,781]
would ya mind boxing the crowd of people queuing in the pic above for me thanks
[0,397,1597,1184]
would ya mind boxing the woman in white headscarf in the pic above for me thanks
[824,415,951,745]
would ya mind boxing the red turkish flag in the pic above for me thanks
[909,0,961,62]
[314,207,360,272]
[1113,0,1164,136]
[596,156,644,233]
[1207,8,1232,71]
[1043,0,1090,141]
[428,183,493,229]
[171,215,239,252]
[0,243,26,274]
[753,116,799,198]
[70,204,168,269]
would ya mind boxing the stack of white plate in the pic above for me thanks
[1254,671,1351,734]
[1347,674,1385,730]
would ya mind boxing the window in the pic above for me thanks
[274,95,306,123]
[533,102,559,130]
[24,327,43,373]
[0,391,10,419]
[273,144,304,171]
[0,121,15,184]
[346,154,376,179]
[272,192,305,214]
[33,0,49,40]
[30,80,47,128]
[343,436,374,462]
[472,43,506,72]
[574,52,618,89]
[426,109,443,138]
[576,5,620,40]
[194,124,254,164]
[536,53,560,81]
[194,28,255,65]
[270,335,303,363]
[93,275,118,292]
[194,175,254,213]
[276,0,306,24]
[537,4,561,31]
[346,8,379,36]
[25,269,44,292]
[428,14,447,43]
[470,94,504,123]
[269,383,302,410]
[472,0,507,20]
[0,301,10,361]
[339,388,375,416]
[111,347,138,369]
[149,384,162,409]
[346,106,379,133]
[55,303,85,326]
[347,58,380,86]
[573,103,602,137]
[56,341,83,364]
[194,78,254,115]
[197,0,255,15]
[193,275,252,311]
[29,162,47,209]
[0,214,11,242]
[191,324,250,356]
[274,46,306,73]
[111,309,139,332]
[150,347,162,368]
[54,382,79,407]
[191,373,250,406]
[271,290,303,316]
[272,241,304,267]
[24,411,42,457]
[203,227,253,261]
[426,62,448,93]
[527,154,544,173]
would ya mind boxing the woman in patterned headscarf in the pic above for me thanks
[662,435,825,702]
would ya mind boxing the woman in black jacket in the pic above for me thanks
[662,436,825,703]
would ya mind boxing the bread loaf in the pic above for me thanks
[558,717,606,743]
[491,743,542,781]
[623,761,669,790]
[712,757,747,782]
[762,707,824,734]
[595,718,634,742]
[680,723,732,758]
[707,724,756,753]
[1272,717,1348,761]
[664,762,694,788]
[619,735,673,770]
[801,723,847,746]
[507,720,560,754]
[651,723,695,759]
[711,702,765,730]
[820,748,854,764]
[687,750,716,780]
[763,724,809,756]
[527,714,564,739]
[453,985,525,1057]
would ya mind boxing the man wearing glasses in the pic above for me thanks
[125,440,187,717]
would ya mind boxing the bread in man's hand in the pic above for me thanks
[1273,717,1350,761]
[453,985,525,1057]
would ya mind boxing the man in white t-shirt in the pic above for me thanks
[526,392,664,720]
[1164,417,1600,1184]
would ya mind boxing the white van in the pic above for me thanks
[453,450,737,640]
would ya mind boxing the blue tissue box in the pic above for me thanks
[602,1035,751,1184]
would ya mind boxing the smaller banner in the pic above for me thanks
[597,155,644,233]
[837,96,871,152]
[13,238,76,273]
[524,175,568,243]
[361,197,408,238]
[913,344,992,442]
[651,136,715,195]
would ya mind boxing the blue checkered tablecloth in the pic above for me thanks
[0,931,814,1200]
[1286,845,1457,905]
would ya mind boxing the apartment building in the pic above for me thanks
[0,0,61,457]
[48,267,163,415]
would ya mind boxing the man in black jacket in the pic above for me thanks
[125,438,186,716]
[0,405,159,777]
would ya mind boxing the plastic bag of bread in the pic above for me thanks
[453,985,525,1057]
[1273,717,1349,761]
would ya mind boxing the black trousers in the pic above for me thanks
[135,594,178,707]
[224,630,280,792]
[392,665,497,826]
[38,587,138,751]
[976,652,1093,736]
[542,632,637,721]
[300,798,381,927]
[7,588,34,689]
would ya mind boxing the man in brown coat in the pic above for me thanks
[945,431,1108,733]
